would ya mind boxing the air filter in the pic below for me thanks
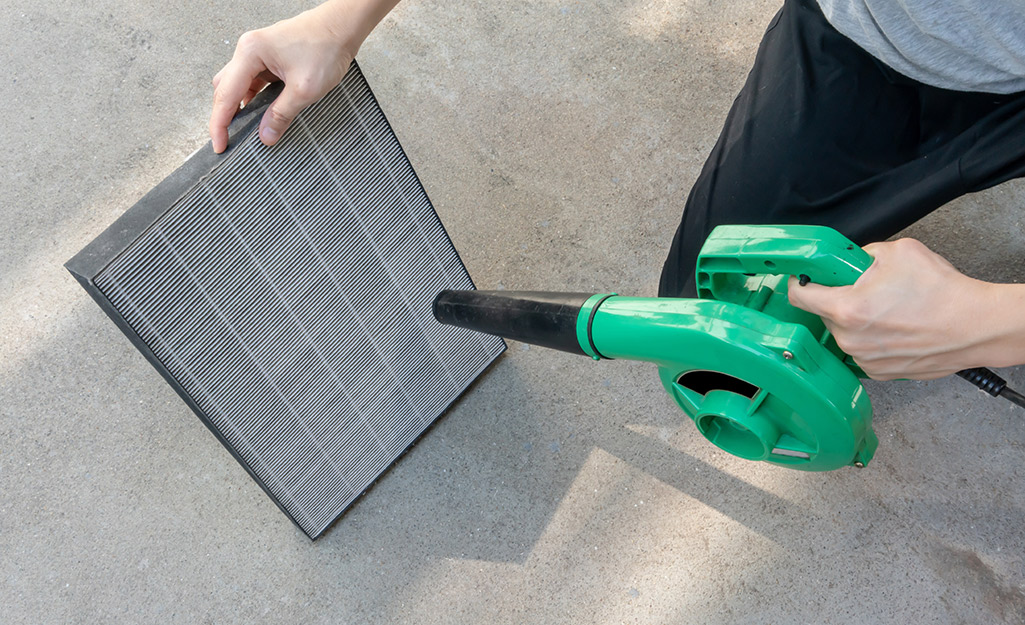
[66,62,505,539]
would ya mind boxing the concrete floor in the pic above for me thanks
[3,0,1025,623]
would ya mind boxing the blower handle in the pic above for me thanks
[695,225,873,376]
[696,225,1025,410]
[695,224,873,300]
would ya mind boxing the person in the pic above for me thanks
[209,0,1025,382]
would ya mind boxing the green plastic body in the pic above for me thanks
[577,225,877,471]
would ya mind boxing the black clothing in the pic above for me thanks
[658,0,1025,298]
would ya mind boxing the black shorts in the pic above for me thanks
[658,0,1025,297]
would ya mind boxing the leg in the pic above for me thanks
[659,0,1025,297]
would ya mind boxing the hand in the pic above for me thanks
[209,0,399,153]
[787,238,1024,381]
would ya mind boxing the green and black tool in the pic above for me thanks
[433,225,1023,472]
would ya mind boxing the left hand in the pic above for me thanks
[787,238,993,380]
[209,0,398,153]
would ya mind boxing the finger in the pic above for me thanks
[255,69,278,83]
[787,275,845,318]
[257,84,315,147]
[209,56,268,153]
[853,350,962,381]
[242,78,270,108]
[861,241,886,257]
[241,70,280,106]
[861,364,954,382]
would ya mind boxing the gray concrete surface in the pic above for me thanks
[3,0,1025,623]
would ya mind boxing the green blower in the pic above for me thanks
[435,224,1025,470]
[434,225,876,471]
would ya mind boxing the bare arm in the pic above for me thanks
[788,238,1025,380]
[209,0,401,153]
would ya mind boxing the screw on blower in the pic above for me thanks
[433,225,1024,472]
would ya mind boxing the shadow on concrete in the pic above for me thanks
[6,0,1025,622]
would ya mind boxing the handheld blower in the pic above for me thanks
[433,225,1025,471]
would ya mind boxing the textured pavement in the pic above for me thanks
[3,0,1025,623]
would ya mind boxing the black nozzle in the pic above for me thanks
[433,290,592,356]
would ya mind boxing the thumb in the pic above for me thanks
[258,86,310,147]
[786,275,848,319]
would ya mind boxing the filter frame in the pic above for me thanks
[66,62,505,538]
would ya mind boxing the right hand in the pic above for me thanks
[786,238,1022,381]
[208,4,361,153]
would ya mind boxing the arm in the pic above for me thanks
[787,237,1025,381]
[209,0,401,153]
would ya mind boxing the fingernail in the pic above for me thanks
[260,126,279,144]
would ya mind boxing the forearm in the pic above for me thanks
[318,0,403,57]
[972,281,1025,369]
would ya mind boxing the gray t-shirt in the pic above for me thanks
[816,0,1025,93]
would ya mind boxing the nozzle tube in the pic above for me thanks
[433,290,593,356]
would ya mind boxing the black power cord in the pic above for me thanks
[956,368,1025,409]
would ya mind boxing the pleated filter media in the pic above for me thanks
[66,63,506,538]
